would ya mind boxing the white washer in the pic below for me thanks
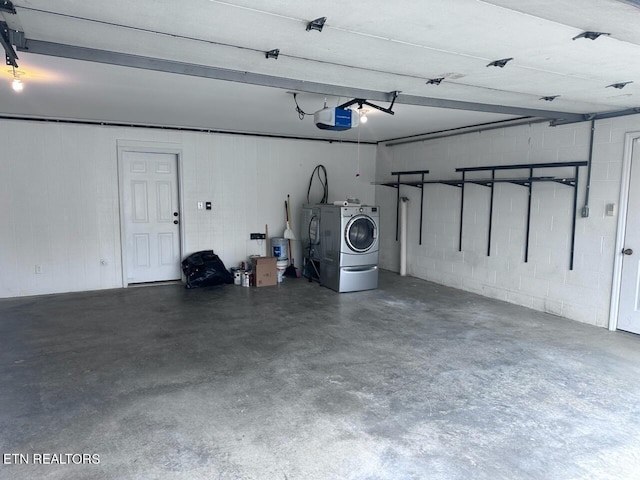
[319,205,379,292]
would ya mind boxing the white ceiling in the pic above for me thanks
[1,0,639,143]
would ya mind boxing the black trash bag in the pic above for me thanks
[181,250,234,289]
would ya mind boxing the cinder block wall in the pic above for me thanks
[0,119,376,297]
[376,116,640,327]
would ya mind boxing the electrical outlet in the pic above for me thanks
[250,233,266,240]
[35,265,43,274]
[581,205,589,218]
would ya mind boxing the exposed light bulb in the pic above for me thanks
[358,108,368,124]
[12,78,23,92]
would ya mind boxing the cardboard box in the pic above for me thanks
[252,256,277,287]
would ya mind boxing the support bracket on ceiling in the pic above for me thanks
[338,91,399,116]
[0,21,18,67]
[0,1,16,14]
[487,58,513,68]
[607,81,633,89]
[306,17,326,32]
[8,28,24,48]
[265,48,279,60]
[572,31,610,41]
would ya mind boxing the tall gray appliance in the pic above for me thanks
[318,204,379,292]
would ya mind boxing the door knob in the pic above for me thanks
[623,248,633,255]
[173,212,179,217]
[173,220,179,225]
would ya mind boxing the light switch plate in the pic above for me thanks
[606,203,616,216]
[197,201,204,210]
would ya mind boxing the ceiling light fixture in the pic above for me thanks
[540,95,559,101]
[607,81,633,89]
[10,65,22,92]
[358,107,369,124]
[12,77,22,92]
[487,58,513,68]
[572,31,610,41]
[426,77,445,85]
[306,17,327,32]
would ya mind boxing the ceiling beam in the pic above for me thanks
[19,39,587,122]
[384,118,549,146]
[550,107,640,126]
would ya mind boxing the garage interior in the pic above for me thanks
[2,1,640,479]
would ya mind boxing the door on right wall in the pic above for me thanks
[618,141,640,334]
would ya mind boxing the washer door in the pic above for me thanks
[345,215,377,253]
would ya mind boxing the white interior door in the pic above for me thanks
[122,151,181,284]
[618,142,640,334]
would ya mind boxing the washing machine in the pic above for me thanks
[319,204,379,292]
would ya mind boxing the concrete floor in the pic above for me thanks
[1,270,640,480]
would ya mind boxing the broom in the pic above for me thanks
[284,196,298,278]
[284,195,296,241]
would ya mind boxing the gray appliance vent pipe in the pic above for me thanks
[581,119,595,217]
[399,197,410,276]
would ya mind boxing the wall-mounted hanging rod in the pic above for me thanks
[375,170,429,244]
[376,161,587,270]
[455,161,587,269]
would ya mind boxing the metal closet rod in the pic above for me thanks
[455,160,587,172]
[376,176,578,188]
[376,160,588,270]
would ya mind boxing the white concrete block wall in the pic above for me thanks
[0,119,376,297]
[376,115,640,327]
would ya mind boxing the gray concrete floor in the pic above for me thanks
[1,270,640,480]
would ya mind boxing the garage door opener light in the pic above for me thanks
[11,69,23,92]
[11,66,23,92]
[358,107,368,124]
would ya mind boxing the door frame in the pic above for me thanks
[609,131,640,331]
[116,140,185,287]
